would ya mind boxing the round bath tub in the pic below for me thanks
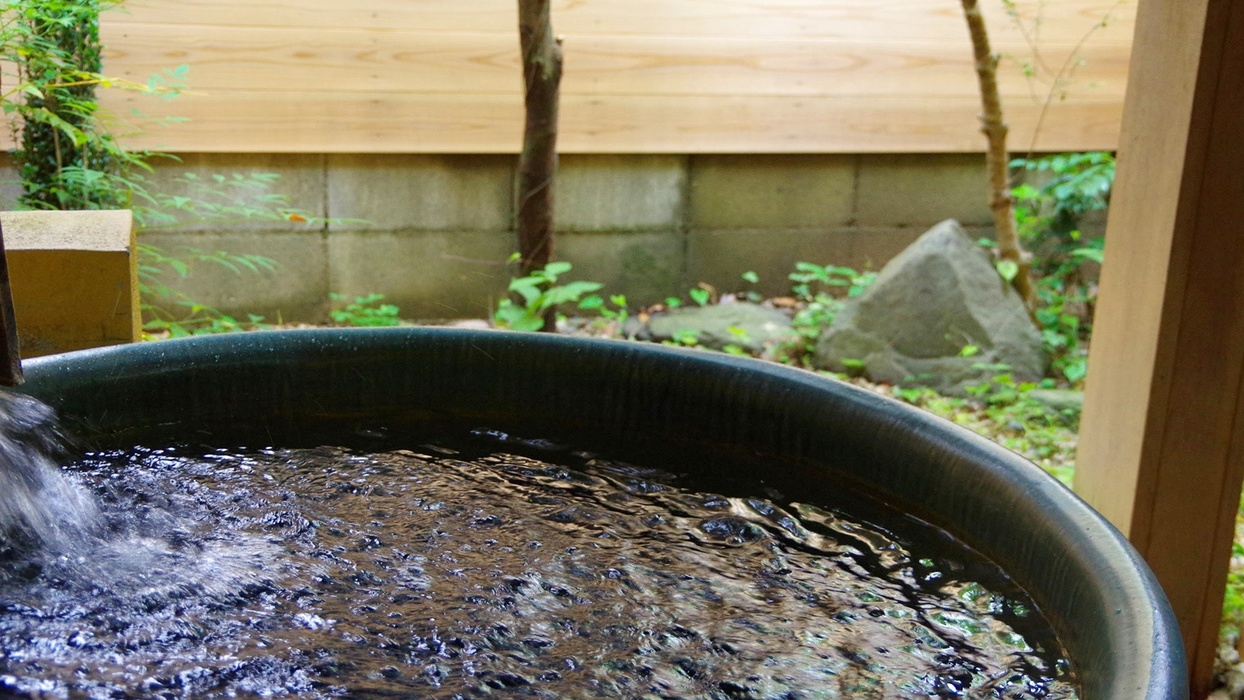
[18,328,1185,699]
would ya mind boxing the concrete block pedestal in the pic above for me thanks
[2,210,139,357]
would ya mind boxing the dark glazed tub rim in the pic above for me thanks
[18,328,1186,700]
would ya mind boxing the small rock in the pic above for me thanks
[645,302,796,353]
[1028,389,1084,415]
[448,319,492,330]
[1226,669,1244,699]
[813,219,1046,395]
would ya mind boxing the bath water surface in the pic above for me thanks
[0,426,1077,698]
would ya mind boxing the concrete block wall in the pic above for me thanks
[2,152,1057,323]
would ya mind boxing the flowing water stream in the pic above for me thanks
[0,398,1078,698]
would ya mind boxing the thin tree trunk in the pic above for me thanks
[960,0,1037,314]
[516,0,562,279]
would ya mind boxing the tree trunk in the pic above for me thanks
[516,0,562,280]
[960,0,1038,314]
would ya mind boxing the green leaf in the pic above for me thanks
[543,261,572,278]
[741,270,759,284]
[544,280,604,306]
[996,259,1020,282]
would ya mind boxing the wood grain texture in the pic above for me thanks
[99,24,1129,99]
[112,0,1133,41]
[80,0,1135,153]
[76,90,1123,154]
[1078,0,1244,692]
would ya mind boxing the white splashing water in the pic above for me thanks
[0,393,101,552]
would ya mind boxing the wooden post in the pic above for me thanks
[0,218,23,386]
[1076,0,1244,694]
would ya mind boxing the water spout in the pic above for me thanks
[0,216,22,386]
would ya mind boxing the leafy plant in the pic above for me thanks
[494,260,603,332]
[668,328,700,347]
[328,293,402,327]
[894,372,1078,487]
[578,293,630,335]
[1,0,184,212]
[131,170,357,336]
[137,245,277,338]
[1223,539,1244,637]
[774,262,875,367]
[2,1,357,338]
[1011,151,1115,387]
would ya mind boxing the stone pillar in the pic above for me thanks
[2,210,140,357]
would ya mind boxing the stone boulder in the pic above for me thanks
[813,220,1045,393]
[646,302,796,353]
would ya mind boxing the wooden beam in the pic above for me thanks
[71,91,1122,155]
[99,24,1129,99]
[1076,0,1244,694]
[80,0,1134,154]
[114,0,1133,42]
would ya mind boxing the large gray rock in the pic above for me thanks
[647,302,795,353]
[813,220,1045,393]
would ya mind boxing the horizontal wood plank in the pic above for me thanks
[113,0,1134,45]
[100,23,1129,100]
[13,0,1130,153]
[68,90,1122,154]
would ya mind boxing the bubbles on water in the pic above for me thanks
[0,431,1080,698]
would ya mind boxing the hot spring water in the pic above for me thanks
[0,395,1079,698]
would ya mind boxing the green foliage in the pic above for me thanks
[1,0,183,211]
[1012,152,1114,231]
[578,293,630,334]
[2,1,353,338]
[668,328,700,347]
[494,261,604,332]
[1011,152,1115,387]
[775,262,876,366]
[1224,540,1244,635]
[137,245,277,338]
[329,293,402,327]
[894,374,1078,487]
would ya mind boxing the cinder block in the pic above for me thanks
[327,154,514,232]
[686,229,855,298]
[856,154,992,228]
[146,153,328,232]
[847,227,925,270]
[689,155,856,229]
[327,231,514,320]
[555,231,685,306]
[554,155,687,231]
[140,230,329,323]
[3,210,139,357]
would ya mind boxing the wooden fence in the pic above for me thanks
[95,0,1133,153]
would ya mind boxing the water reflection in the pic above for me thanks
[0,432,1077,698]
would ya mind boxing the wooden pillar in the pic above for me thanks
[1076,0,1244,694]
